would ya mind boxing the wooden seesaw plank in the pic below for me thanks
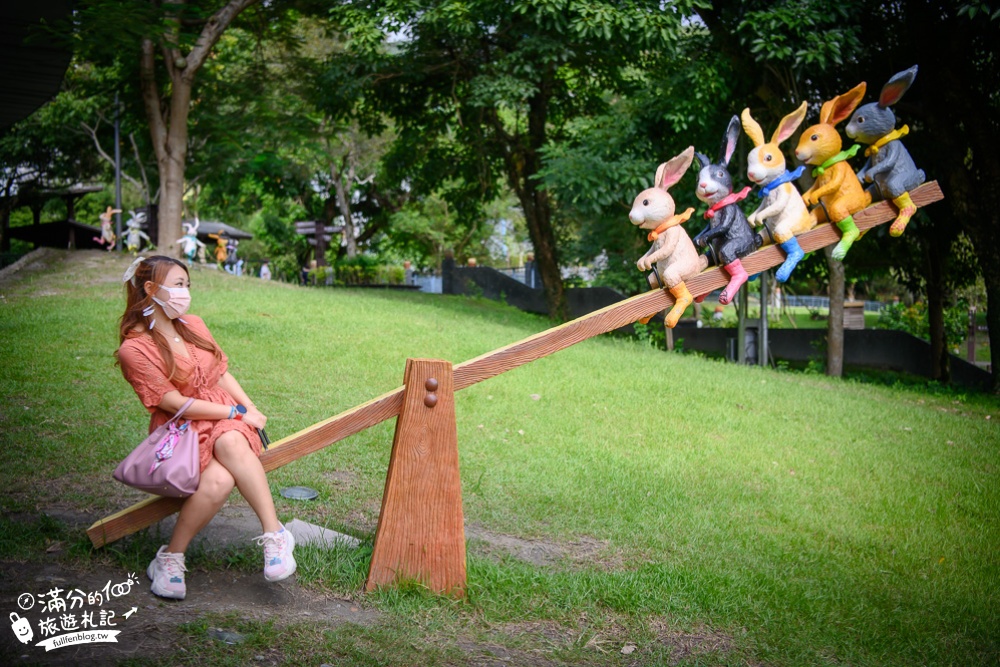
[88,181,943,547]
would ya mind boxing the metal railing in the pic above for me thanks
[782,295,883,312]
[494,266,540,289]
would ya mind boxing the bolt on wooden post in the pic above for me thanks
[366,358,466,596]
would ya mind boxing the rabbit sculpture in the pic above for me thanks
[629,146,707,328]
[845,65,925,237]
[124,210,151,255]
[208,232,229,264]
[176,219,206,266]
[741,102,813,283]
[795,84,872,261]
[693,116,759,306]
[93,206,119,251]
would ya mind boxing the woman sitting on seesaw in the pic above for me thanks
[116,255,295,600]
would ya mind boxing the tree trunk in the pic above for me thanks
[139,0,260,255]
[331,158,357,258]
[501,79,566,320]
[913,4,999,391]
[156,78,192,254]
[825,246,845,377]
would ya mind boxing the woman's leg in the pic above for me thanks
[167,459,236,553]
[150,460,235,599]
[212,431,281,534]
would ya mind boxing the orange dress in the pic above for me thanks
[118,314,262,473]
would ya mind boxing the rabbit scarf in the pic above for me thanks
[865,125,909,157]
[758,166,805,199]
[703,186,751,219]
[812,144,861,177]
[647,207,695,242]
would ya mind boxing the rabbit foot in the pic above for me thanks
[665,284,694,328]
[890,192,917,237]
[832,217,859,261]
[718,260,749,305]
[776,238,805,283]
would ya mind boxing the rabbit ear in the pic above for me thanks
[695,151,711,169]
[741,108,765,148]
[656,146,695,190]
[718,115,741,166]
[821,83,867,126]
[879,65,918,108]
[772,101,808,145]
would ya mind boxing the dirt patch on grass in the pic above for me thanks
[492,615,737,665]
[650,618,737,665]
[321,468,359,488]
[466,524,608,568]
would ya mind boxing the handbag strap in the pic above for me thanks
[166,398,196,426]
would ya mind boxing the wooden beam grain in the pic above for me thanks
[88,182,943,547]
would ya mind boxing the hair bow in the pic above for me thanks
[123,256,145,285]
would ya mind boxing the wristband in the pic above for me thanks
[228,405,236,420]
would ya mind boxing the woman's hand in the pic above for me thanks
[242,406,267,430]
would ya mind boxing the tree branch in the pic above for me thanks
[130,133,153,205]
[185,0,261,74]
[80,120,146,194]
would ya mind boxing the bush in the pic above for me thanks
[326,255,406,286]
[874,300,969,349]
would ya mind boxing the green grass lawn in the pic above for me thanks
[1,250,998,666]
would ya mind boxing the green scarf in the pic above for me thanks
[812,144,861,178]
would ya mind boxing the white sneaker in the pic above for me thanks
[253,526,296,582]
[147,546,186,599]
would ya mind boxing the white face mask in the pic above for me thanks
[152,285,191,319]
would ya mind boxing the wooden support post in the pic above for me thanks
[365,359,466,597]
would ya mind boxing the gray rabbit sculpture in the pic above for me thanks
[692,115,760,305]
[845,65,925,237]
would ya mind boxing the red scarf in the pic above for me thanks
[703,186,751,220]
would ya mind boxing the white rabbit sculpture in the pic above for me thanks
[629,146,707,328]
[741,102,814,283]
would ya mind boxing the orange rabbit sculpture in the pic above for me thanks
[629,146,706,328]
[795,84,872,261]
[741,102,813,283]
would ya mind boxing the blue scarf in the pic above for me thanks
[758,166,805,199]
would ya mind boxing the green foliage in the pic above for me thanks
[0,59,112,192]
[631,320,665,349]
[875,301,971,349]
[326,254,405,285]
[958,1,1000,20]
[737,0,864,69]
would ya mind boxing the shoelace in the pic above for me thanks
[159,552,186,578]
[253,532,286,565]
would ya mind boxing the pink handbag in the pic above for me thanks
[113,398,200,497]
